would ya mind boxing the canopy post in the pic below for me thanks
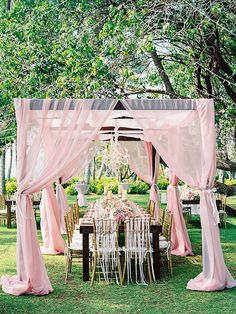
[152,145,156,177]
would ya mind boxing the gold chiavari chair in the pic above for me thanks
[72,202,80,225]
[159,211,173,276]
[122,217,155,284]
[91,218,122,285]
[64,210,82,282]
[159,206,165,225]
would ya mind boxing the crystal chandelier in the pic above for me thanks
[102,125,129,174]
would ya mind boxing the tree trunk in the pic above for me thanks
[85,163,91,184]
[217,158,236,172]
[93,157,96,180]
[6,0,11,11]
[1,149,6,194]
[7,144,13,180]
[97,160,105,179]
[150,50,177,98]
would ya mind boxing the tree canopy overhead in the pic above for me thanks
[0,0,235,167]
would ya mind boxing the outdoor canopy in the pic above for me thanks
[1,98,235,296]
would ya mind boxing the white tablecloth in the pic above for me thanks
[75,183,89,206]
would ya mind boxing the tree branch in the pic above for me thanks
[214,182,236,197]
[121,87,187,98]
[217,158,236,172]
[150,50,178,98]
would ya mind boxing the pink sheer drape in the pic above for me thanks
[56,183,68,234]
[1,99,116,295]
[167,173,193,256]
[120,141,160,220]
[123,98,236,291]
[40,185,66,254]
[187,101,236,291]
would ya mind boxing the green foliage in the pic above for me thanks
[225,179,236,185]
[5,177,17,195]
[129,180,149,194]
[65,177,150,195]
[63,177,82,188]
[157,178,169,190]
[90,177,118,195]
[65,183,77,196]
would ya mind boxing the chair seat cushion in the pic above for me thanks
[68,244,82,251]
[159,240,170,249]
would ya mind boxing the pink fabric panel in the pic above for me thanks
[121,141,160,221]
[0,195,53,295]
[1,99,116,296]
[187,100,236,291]
[167,174,193,256]
[123,98,236,291]
[56,184,69,234]
[187,191,236,291]
[40,186,66,254]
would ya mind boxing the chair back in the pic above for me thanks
[162,210,172,241]
[64,213,73,246]
[73,202,80,224]
[148,200,155,218]
[124,217,154,283]
[124,217,151,252]
[93,218,119,252]
[159,207,165,225]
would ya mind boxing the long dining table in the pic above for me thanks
[80,211,162,282]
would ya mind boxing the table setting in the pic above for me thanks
[81,194,151,225]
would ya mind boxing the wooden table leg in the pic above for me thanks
[7,204,11,229]
[153,231,160,279]
[82,233,90,281]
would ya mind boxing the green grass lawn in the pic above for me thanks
[0,195,236,314]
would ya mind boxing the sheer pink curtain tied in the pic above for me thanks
[123,98,236,291]
[0,99,116,296]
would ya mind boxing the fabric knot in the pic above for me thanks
[200,188,219,225]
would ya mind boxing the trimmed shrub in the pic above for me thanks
[157,178,169,190]
[89,177,118,195]
[129,180,149,194]
[65,183,77,195]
